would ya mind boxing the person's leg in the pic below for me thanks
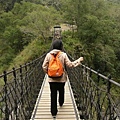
[49,82,58,116]
[58,82,65,106]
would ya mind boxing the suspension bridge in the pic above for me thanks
[0,52,120,120]
[0,26,120,120]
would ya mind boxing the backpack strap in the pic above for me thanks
[56,51,61,57]
[51,51,61,58]
[56,51,65,69]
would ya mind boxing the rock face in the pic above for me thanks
[60,24,77,32]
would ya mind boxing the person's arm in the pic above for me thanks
[73,57,83,67]
[64,53,83,67]
[42,54,49,73]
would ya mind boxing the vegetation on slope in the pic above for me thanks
[8,39,51,70]
[0,1,62,74]
[0,0,120,82]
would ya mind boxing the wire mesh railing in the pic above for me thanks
[0,54,46,120]
[67,55,120,120]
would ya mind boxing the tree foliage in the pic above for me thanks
[0,1,62,73]
[61,0,120,80]
[0,0,120,81]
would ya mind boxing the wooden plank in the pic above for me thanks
[34,115,76,119]
[34,119,76,120]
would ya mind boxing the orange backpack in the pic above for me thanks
[48,52,63,78]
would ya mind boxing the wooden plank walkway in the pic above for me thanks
[30,75,80,120]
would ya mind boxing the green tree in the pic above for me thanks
[16,2,62,42]
[0,1,63,73]
[61,0,120,79]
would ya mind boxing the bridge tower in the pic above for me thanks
[53,25,62,41]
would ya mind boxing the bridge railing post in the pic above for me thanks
[4,71,9,120]
[28,62,31,96]
[80,65,89,119]
[97,70,101,120]
[13,67,18,120]
[19,65,26,119]
[24,63,31,118]
[89,67,94,119]
[20,65,23,107]
[107,75,112,119]
[29,61,35,105]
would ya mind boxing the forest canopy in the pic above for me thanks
[0,0,120,82]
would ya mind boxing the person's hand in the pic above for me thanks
[79,57,83,62]
[73,57,84,67]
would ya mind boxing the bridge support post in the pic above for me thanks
[97,70,101,120]
[107,75,112,120]
[79,65,89,119]
[4,71,9,120]
[13,67,19,120]
[24,63,31,119]
[20,65,23,107]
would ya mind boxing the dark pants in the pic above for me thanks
[49,82,65,116]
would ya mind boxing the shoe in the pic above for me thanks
[52,115,56,119]
[59,103,63,107]
[52,113,57,116]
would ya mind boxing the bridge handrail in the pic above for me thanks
[67,53,120,87]
[0,53,46,120]
[0,52,47,78]
[81,64,120,87]
[67,53,120,119]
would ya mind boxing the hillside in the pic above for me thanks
[0,0,120,81]
[0,1,62,74]
[8,39,51,71]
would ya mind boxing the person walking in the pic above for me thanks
[42,40,83,118]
